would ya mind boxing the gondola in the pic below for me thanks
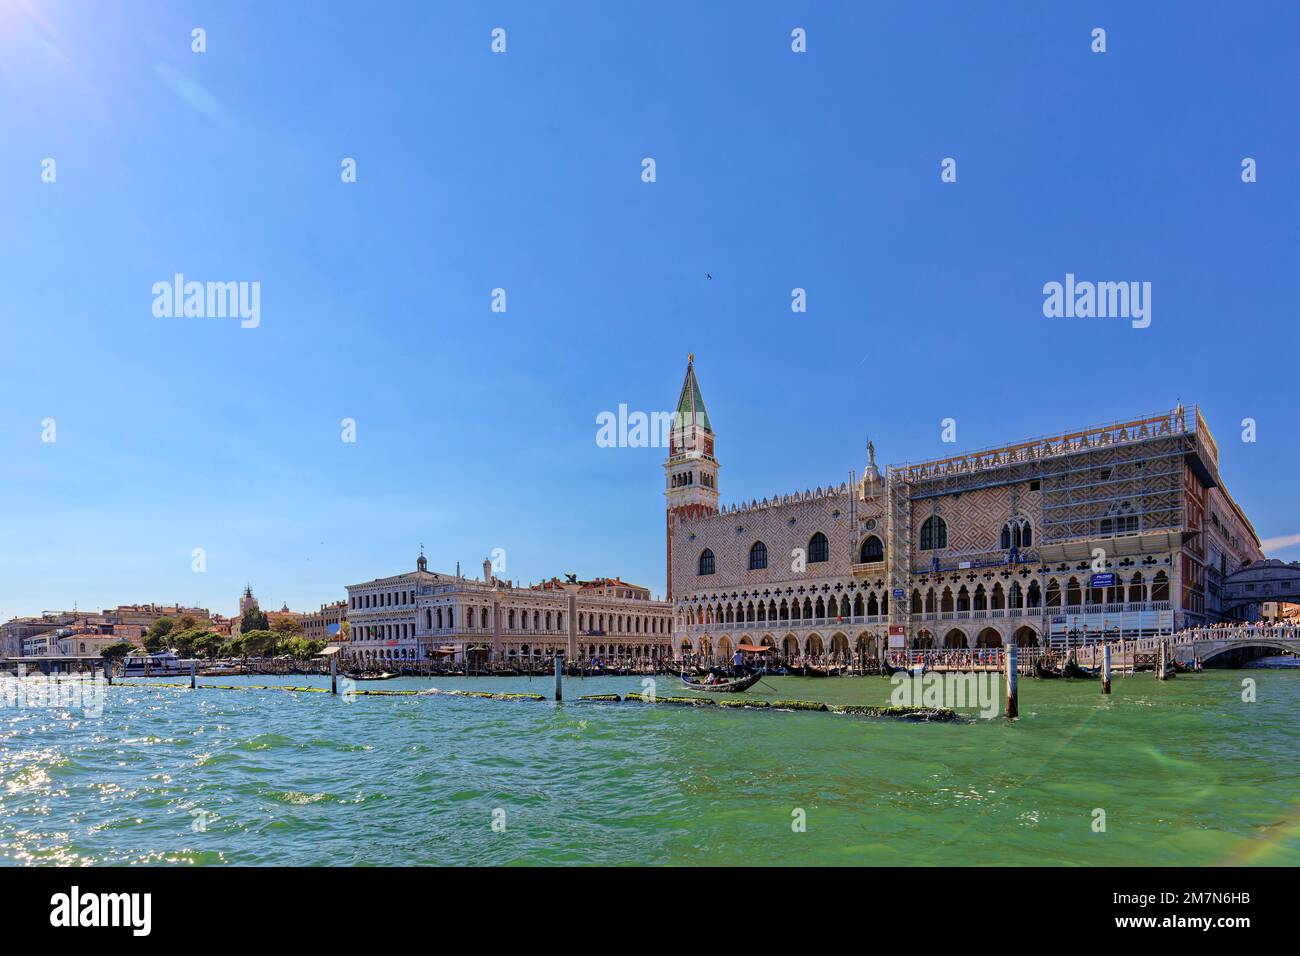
[346,670,399,681]
[1062,659,1093,679]
[1034,658,1063,679]
[881,658,925,677]
[804,664,847,678]
[679,670,763,693]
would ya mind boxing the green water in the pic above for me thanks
[1,670,1296,865]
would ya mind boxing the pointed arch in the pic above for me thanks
[920,516,948,550]
[808,532,829,564]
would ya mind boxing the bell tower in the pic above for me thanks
[664,354,719,598]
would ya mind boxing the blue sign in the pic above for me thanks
[1090,573,1116,588]
[892,588,905,599]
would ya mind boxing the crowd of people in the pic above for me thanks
[1174,619,1299,640]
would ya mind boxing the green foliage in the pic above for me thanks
[192,632,226,660]
[100,641,138,661]
[240,607,268,633]
[270,616,303,638]
[279,636,326,660]
[239,629,276,657]
[141,617,174,653]
[169,627,213,658]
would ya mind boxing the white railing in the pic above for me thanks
[685,615,889,635]
[1171,624,1300,644]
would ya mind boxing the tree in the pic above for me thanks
[240,607,268,634]
[193,631,225,660]
[280,636,326,661]
[271,616,303,639]
[171,628,213,658]
[101,641,137,662]
[240,629,276,659]
[143,618,174,652]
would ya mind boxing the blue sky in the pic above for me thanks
[2,1,1297,622]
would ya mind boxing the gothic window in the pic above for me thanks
[920,516,947,551]
[1101,501,1139,537]
[808,532,829,563]
[698,549,715,575]
[1066,577,1082,607]
[1000,518,1033,550]
[859,535,884,563]
[748,541,768,570]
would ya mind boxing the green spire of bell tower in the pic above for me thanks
[674,353,712,434]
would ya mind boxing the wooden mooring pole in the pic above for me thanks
[190,659,197,690]
[330,654,338,695]
[1005,644,1018,719]
[1157,640,1167,681]
[554,654,563,702]
[1101,643,1112,694]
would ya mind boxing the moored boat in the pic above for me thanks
[1062,658,1093,679]
[1034,658,1063,679]
[679,671,763,693]
[121,652,187,677]
[881,658,925,677]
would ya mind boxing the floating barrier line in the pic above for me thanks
[107,682,958,718]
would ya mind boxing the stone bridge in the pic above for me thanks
[1134,624,1300,665]
[1221,559,1300,610]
